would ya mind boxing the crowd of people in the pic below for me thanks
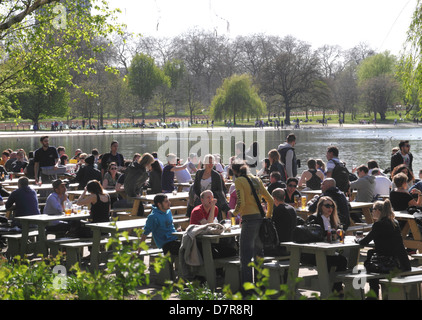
[0,133,419,298]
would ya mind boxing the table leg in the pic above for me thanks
[361,207,373,224]
[20,222,30,257]
[131,199,141,216]
[201,238,216,291]
[90,229,102,270]
[286,247,301,299]
[314,251,331,299]
[37,222,48,257]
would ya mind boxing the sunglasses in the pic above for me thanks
[110,167,117,170]
[323,203,335,209]
[288,184,297,188]
[406,145,411,147]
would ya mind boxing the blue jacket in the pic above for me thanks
[143,206,177,249]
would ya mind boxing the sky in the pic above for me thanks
[108,0,417,56]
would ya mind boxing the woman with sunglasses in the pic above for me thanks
[357,199,411,298]
[304,196,347,295]
[102,162,122,190]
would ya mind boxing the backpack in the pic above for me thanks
[331,160,350,193]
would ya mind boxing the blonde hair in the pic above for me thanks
[373,199,396,225]
[267,149,280,164]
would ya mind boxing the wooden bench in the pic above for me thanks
[3,230,39,259]
[336,265,422,299]
[379,274,422,300]
[215,255,290,293]
[59,235,139,269]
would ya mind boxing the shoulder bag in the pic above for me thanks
[243,175,279,252]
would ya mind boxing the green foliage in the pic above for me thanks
[211,73,265,124]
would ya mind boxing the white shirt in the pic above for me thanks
[373,175,392,196]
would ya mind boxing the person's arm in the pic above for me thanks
[171,163,189,172]
[298,171,310,186]
[76,188,94,206]
[285,150,294,178]
[410,188,422,206]
[34,161,40,183]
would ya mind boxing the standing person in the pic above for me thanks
[349,165,376,202]
[278,133,298,178]
[229,160,274,285]
[298,159,324,190]
[267,188,297,256]
[101,140,125,177]
[6,177,40,229]
[33,136,60,184]
[391,140,413,174]
[139,194,181,256]
[267,149,287,182]
[357,200,411,299]
[124,153,155,197]
[325,146,350,194]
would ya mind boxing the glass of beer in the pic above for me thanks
[301,196,307,209]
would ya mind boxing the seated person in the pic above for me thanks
[308,178,351,230]
[298,159,324,190]
[139,194,181,256]
[6,177,40,229]
[283,177,301,205]
[267,188,297,256]
[390,172,422,211]
[190,190,237,259]
[44,179,71,233]
[267,171,287,195]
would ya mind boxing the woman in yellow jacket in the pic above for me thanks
[230,160,274,285]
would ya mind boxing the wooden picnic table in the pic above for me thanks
[66,189,117,201]
[128,191,189,216]
[394,211,422,252]
[173,227,241,291]
[295,201,374,224]
[282,236,361,299]
[4,182,79,192]
[13,213,90,256]
[86,217,189,270]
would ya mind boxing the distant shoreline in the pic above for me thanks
[0,122,419,138]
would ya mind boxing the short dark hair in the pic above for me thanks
[18,176,29,188]
[307,159,316,169]
[40,136,49,142]
[367,160,378,169]
[327,146,339,157]
[399,140,410,150]
[270,171,281,181]
[272,188,285,202]
[286,177,298,186]
[110,140,118,147]
[357,165,368,174]
[86,180,104,195]
[154,194,168,207]
[286,133,296,143]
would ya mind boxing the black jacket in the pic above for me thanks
[308,186,351,230]
[391,151,413,173]
[358,217,411,271]
[73,164,102,190]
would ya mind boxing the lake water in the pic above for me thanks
[3,126,422,175]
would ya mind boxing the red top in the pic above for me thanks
[189,204,218,225]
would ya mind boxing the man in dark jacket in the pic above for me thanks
[72,155,102,190]
[307,178,351,230]
[391,140,413,173]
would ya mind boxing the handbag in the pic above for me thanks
[292,224,325,243]
[243,175,279,251]
[364,251,399,274]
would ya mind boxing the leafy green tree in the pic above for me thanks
[127,53,169,120]
[0,0,122,119]
[357,52,400,120]
[211,74,265,125]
